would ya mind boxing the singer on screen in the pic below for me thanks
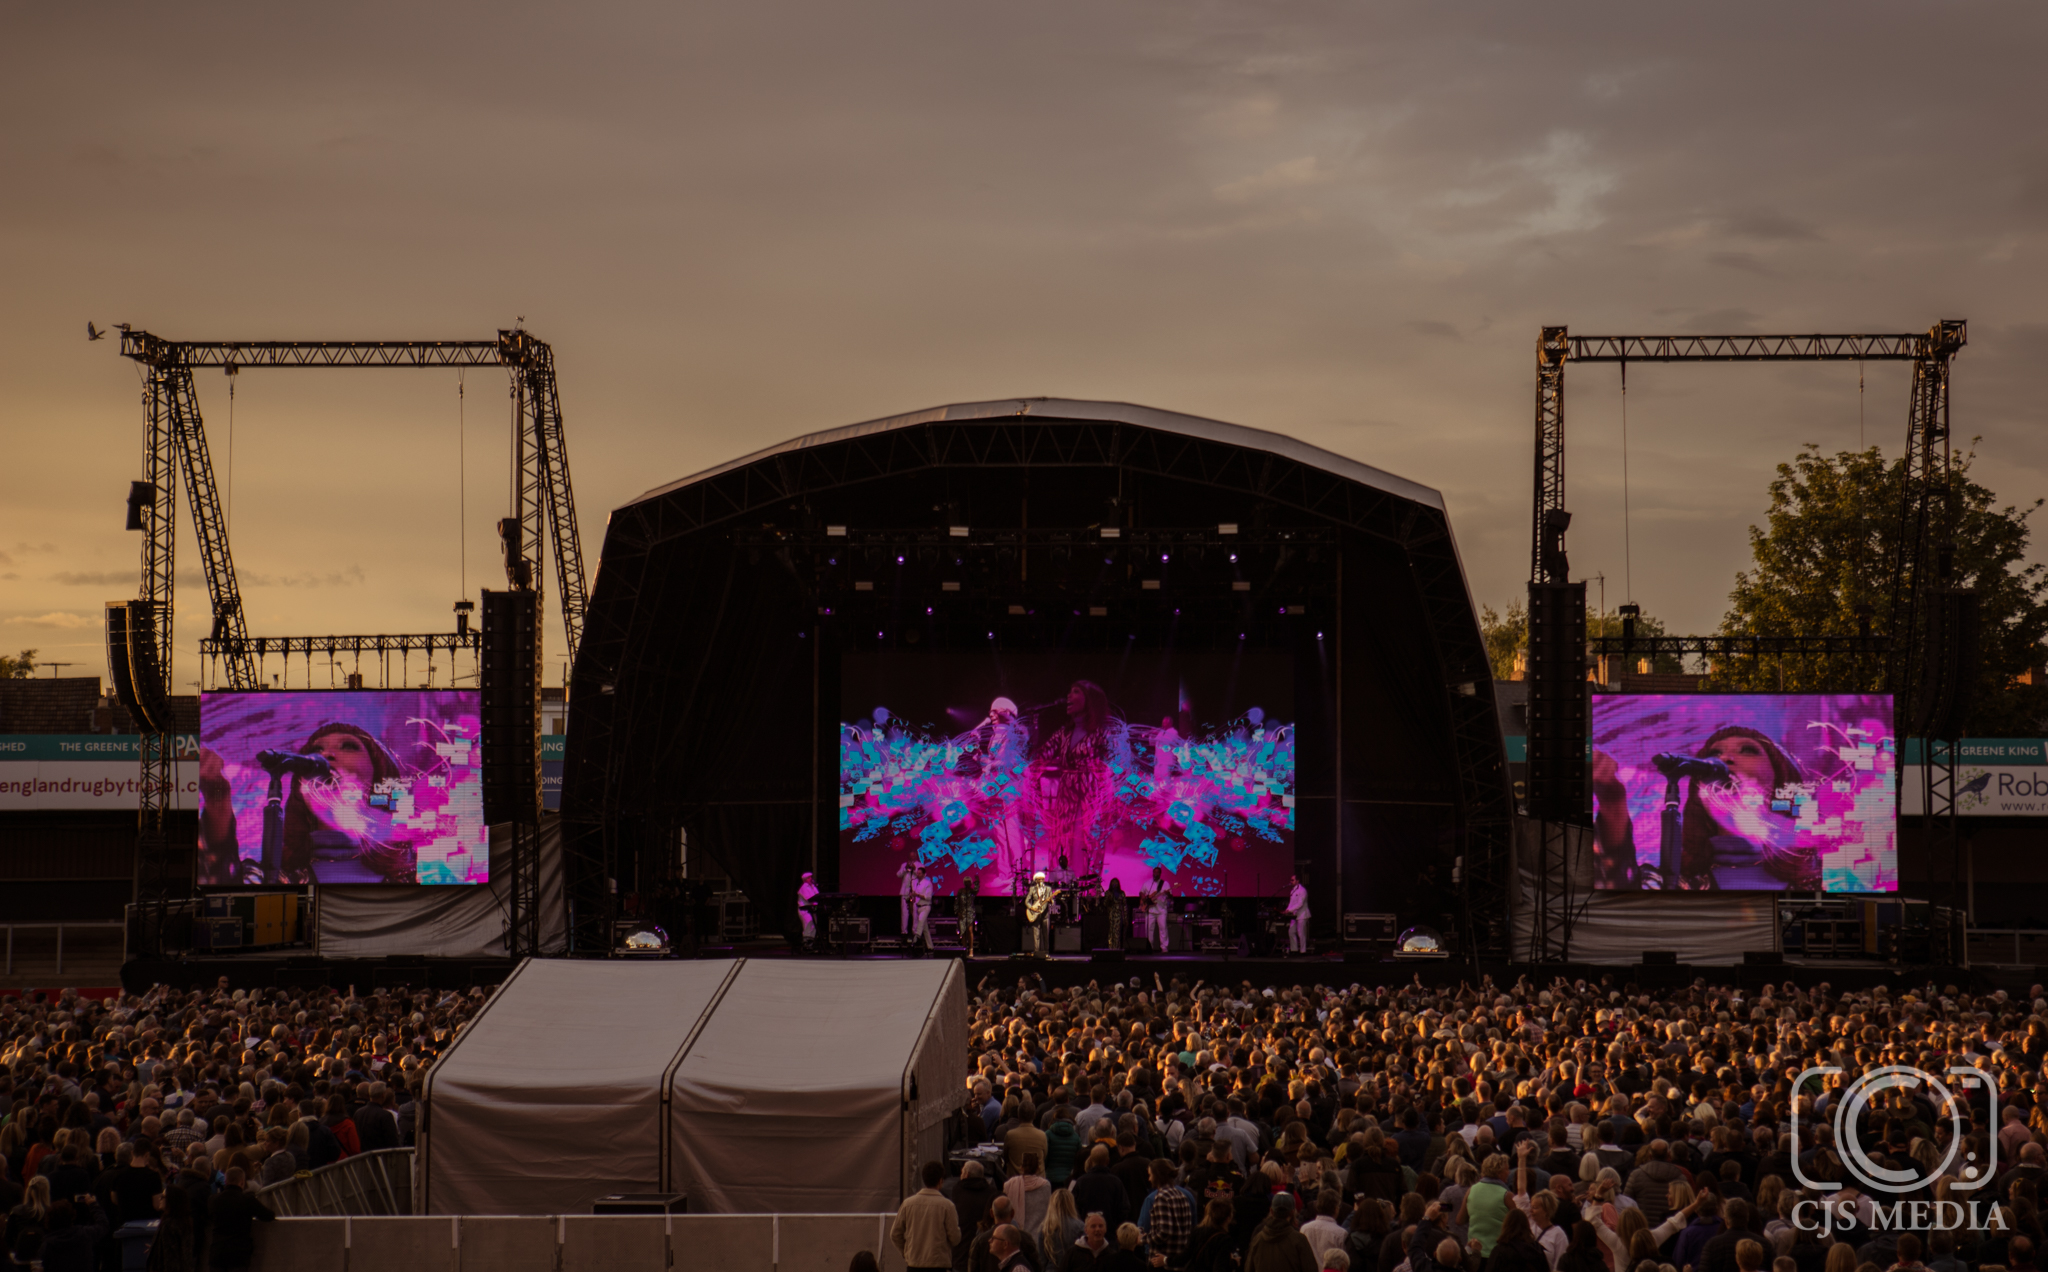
[198,721,421,886]
[1591,724,1816,891]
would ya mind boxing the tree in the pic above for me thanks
[1479,601,1526,681]
[0,648,35,678]
[1479,600,1682,681]
[1716,443,2048,733]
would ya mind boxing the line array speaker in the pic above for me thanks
[1525,581,1587,822]
[480,589,542,826]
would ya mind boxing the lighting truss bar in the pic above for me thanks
[735,526,1338,548]
[119,332,503,368]
[1566,334,1927,362]
[1589,635,1889,656]
[199,632,480,659]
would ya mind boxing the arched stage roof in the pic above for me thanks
[632,398,1448,515]
[560,399,1512,957]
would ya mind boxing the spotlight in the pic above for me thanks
[897,555,905,564]
[1394,926,1448,959]
[614,924,670,958]
[876,631,884,639]
[925,607,933,614]
[1160,554,1169,562]
[1317,631,1324,640]
[1230,554,1238,562]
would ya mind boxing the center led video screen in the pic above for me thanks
[839,651,1296,896]
[198,690,488,886]
[1589,693,1896,892]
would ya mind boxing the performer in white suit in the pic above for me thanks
[1138,866,1172,953]
[797,871,821,947]
[897,858,917,934]
[1285,873,1310,955]
[910,865,937,947]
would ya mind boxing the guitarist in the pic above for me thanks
[1024,870,1060,959]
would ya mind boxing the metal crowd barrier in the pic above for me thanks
[250,1212,914,1272]
[253,1148,414,1217]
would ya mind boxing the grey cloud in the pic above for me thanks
[1,0,2043,647]
[1688,308,1766,331]
[1705,251,1778,277]
[50,570,137,587]
[1719,210,1822,242]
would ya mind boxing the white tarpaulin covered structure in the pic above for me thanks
[418,957,965,1216]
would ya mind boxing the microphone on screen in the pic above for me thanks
[256,749,333,781]
[1651,752,1731,785]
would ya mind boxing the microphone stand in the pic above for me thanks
[260,767,289,886]
[1659,775,1684,886]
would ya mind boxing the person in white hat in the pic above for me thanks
[1024,870,1057,959]
[796,871,820,949]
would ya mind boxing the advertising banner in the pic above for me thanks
[0,735,200,809]
[1902,739,2048,816]
[542,735,565,811]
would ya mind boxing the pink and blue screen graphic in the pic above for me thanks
[1590,693,1895,892]
[838,652,1296,896]
[198,690,487,886]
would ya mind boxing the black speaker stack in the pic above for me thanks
[480,589,542,826]
[1525,581,1587,821]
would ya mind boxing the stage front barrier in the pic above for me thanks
[248,1213,911,1272]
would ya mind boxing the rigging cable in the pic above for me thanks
[458,370,466,599]
[1621,360,1632,605]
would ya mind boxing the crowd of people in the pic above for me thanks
[904,970,2048,1272]
[13,966,2047,1272]
[1,979,488,1270]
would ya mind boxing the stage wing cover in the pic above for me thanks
[668,959,967,1214]
[420,958,965,1215]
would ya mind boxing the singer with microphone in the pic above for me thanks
[1591,725,1815,890]
[198,722,422,886]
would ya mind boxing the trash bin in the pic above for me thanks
[113,1219,160,1272]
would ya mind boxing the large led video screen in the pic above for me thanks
[198,691,487,887]
[1590,693,1895,892]
[839,651,1296,897]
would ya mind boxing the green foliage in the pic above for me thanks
[0,649,35,679]
[1479,601,1526,682]
[1716,443,2048,732]
[1586,607,1684,675]
[1479,600,1682,679]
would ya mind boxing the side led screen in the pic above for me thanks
[838,651,1296,897]
[198,691,487,886]
[1589,693,1895,892]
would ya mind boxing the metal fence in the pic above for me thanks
[252,1147,413,1216]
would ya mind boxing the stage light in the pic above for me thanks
[949,525,969,537]
[1230,554,1238,562]
[925,607,933,614]
[897,555,905,563]
[1160,554,1169,562]
[1394,926,1447,958]
[876,630,884,639]
[827,525,846,536]
[1317,631,1324,640]
[1219,523,1238,535]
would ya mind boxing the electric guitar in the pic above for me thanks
[1025,888,1064,923]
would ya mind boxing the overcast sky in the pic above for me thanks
[3,1,2044,693]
